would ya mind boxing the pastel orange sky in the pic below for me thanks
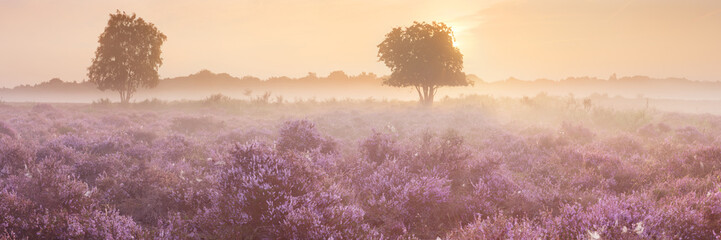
[1,0,720,88]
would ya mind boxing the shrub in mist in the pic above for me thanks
[359,130,399,163]
[277,119,337,154]
[185,142,369,239]
[0,121,16,139]
[171,116,224,134]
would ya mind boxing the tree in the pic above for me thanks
[88,11,167,104]
[378,21,471,105]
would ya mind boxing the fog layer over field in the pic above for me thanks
[3,70,721,114]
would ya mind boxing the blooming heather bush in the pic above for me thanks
[94,164,179,226]
[275,191,369,239]
[419,130,470,169]
[165,169,214,217]
[31,103,56,113]
[674,126,712,144]
[351,130,496,238]
[354,160,455,238]
[684,146,721,177]
[170,116,225,134]
[637,123,657,137]
[651,176,717,200]
[0,190,143,239]
[579,196,651,239]
[101,115,132,127]
[153,134,207,163]
[401,130,475,191]
[536,193,721,239]
[89,132,134,156]
[215,128,273,146]
[645,193,721,239]
[543,204,593,239]
[638,122,671,138]
[473,172,545,218]
[532,131,566,150]
[601,134,644,157]
[592,108,651,131]
[187,142,369,239]
[666,146,721,178]
[10,158,95,213]
[0,190,43,237]
[446,213,544,239]
[277,119,337,154]
[560,121,595,143]
[481,132,535,173]
[74,153,125,185]
[127,129,157,144]
[0,121,16,139]
[359,130,399,163]
[277,119,323,152]
[0,138,33,176]
[65,208,143,239]
[56,134,90,152]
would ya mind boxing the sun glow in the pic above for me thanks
[448,23,468,49]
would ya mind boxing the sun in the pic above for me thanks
[448,24,466,48]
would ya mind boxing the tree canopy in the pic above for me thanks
[88,11,167,104]
[378,21,471,105]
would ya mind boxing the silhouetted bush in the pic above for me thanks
[203,93,232,104]
[92,98,112,106]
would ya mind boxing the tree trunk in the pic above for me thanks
[419,85,434,106]
[427,86,435,105]
[119,91,125,104]
[414,85,438,106]
[119,90,131,104]
[415,86,425,104]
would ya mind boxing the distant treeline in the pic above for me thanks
[2,70,721,102]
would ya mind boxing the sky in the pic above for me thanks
[1,0,721,88]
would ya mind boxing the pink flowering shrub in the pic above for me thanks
[560,121,595,143]
[446,213,544,239]
[277,119,337,154]
[181,142,369,239]
[359,130,399,163]
[170,116,225,134]
[0,121,16,139]
[0,138,33,176]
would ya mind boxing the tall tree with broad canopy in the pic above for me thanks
[378,21,471,105]
[88,11,167,104]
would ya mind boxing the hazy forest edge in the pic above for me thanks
[3,70,721,103]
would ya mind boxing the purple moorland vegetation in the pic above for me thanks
[0,97,720,239]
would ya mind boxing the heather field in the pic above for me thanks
[0,96,720,239]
